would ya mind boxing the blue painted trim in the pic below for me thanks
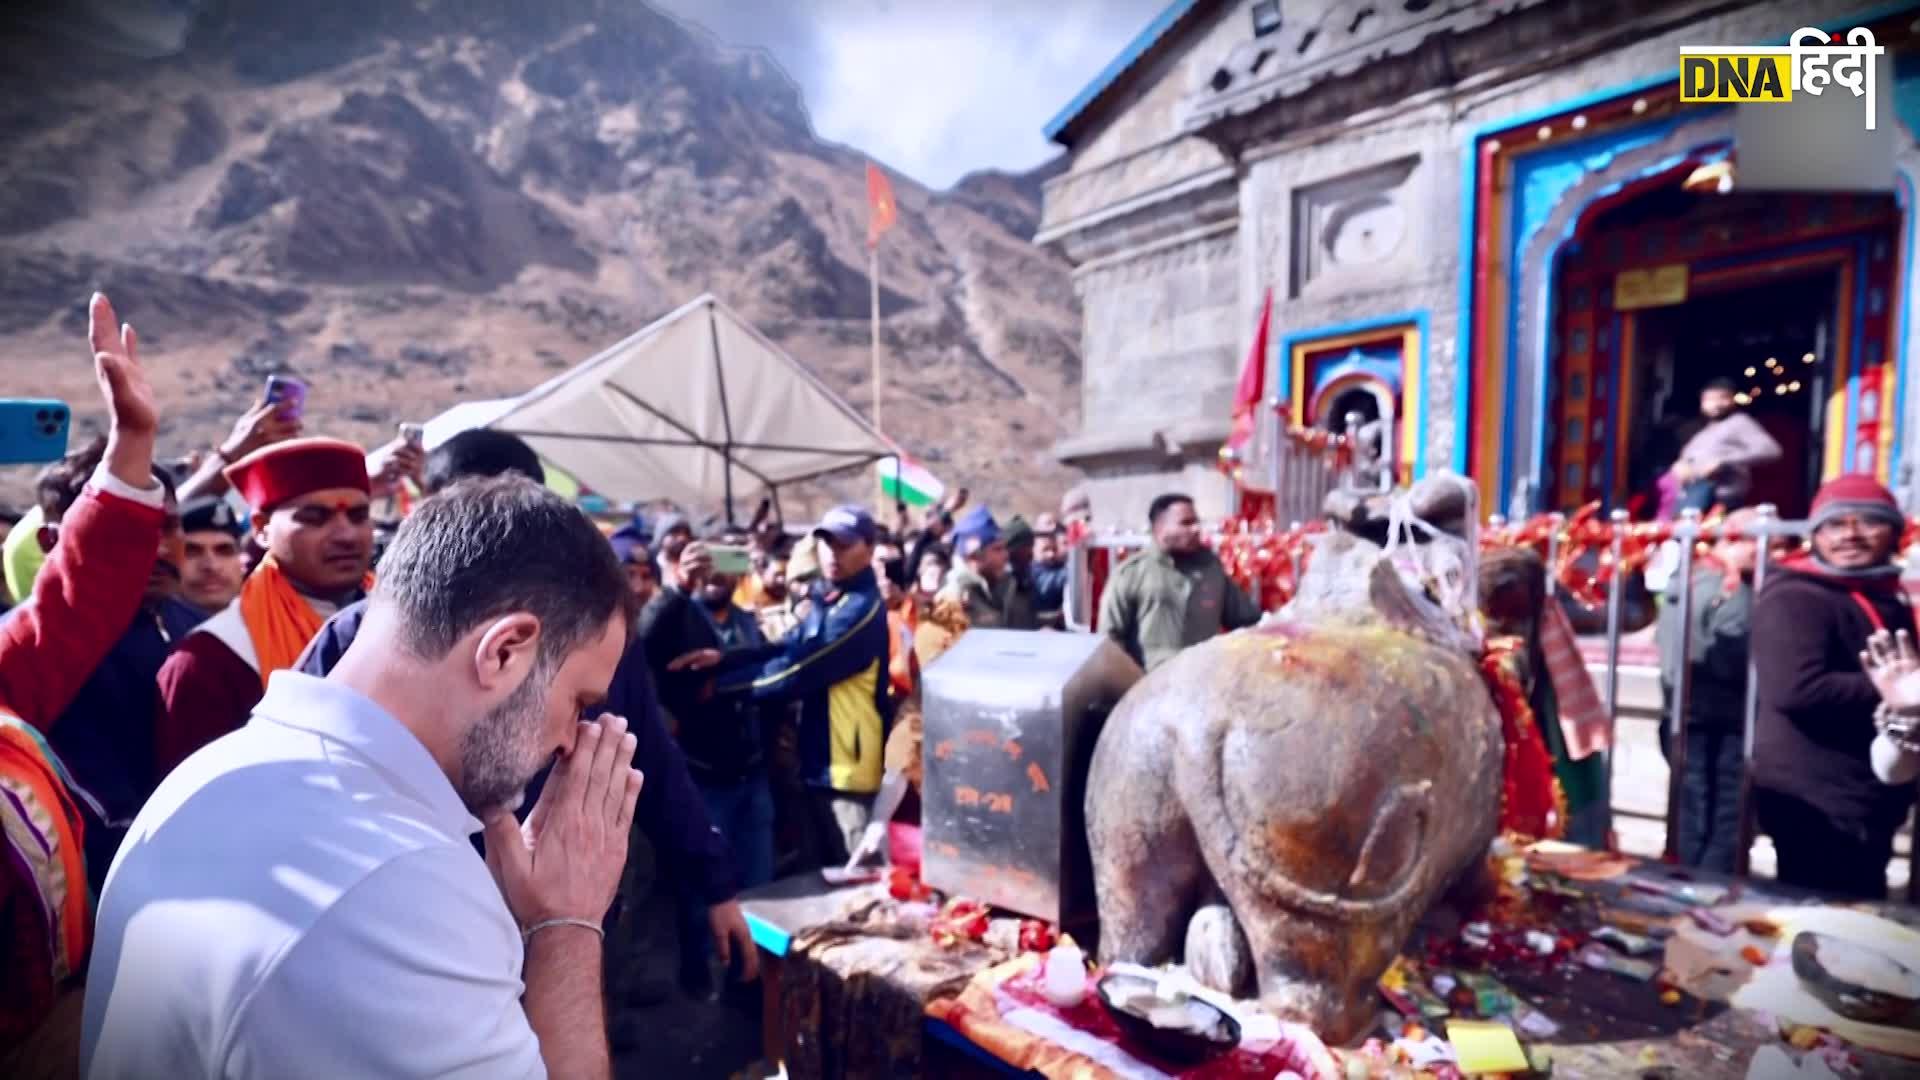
[746,911,790,958]
[1504,130,1721,511]
[1042,0,1208,143]
[1896,170,1916,485]
[1453,72,1679,486]
[1275,310,1432,476]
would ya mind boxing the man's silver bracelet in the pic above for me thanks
[522,917,605,944]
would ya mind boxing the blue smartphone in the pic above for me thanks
[0,399,71,465]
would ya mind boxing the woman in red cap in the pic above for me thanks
[1750,473,1917,898]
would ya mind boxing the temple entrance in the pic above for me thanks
[1540,179,1902,517]
[1626,270,1836,519]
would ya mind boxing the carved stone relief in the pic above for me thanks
[1290,156,1419,296]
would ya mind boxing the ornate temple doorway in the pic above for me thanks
[1540,178,1901,518]
[1628,270,1834,519]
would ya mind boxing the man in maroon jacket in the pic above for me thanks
[152,439,375,777]
[0,293,167,1069]
[1752,474,1918,899]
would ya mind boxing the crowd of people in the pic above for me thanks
[1652,384,1920,901]
[5,294,1920,1078]
[0,292,1269,1079]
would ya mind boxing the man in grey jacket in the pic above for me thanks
[1669,379,1782,513]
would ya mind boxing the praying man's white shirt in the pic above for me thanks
[81,671,546,1079]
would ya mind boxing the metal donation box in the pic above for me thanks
[919,629,1141,925]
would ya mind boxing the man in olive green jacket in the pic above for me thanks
[1099,493,1261,671]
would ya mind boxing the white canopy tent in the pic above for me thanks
[439,295,895,520]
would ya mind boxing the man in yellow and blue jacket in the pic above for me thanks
[709,506,893,864]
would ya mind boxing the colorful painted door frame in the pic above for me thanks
[1455,5,1920,515]
[1274,312,1430,484]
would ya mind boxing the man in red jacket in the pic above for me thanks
[1752,474,1918,899]
[0,293,167,1070]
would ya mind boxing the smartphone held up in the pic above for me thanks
[263,375,308,422]
[0,399,71,465]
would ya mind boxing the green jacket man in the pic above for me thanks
[947,505,1036,630]
[1099,494,1261,671]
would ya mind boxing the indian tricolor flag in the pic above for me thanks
[878,455,943,508]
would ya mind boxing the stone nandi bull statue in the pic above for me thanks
[1085,472,1502,1044]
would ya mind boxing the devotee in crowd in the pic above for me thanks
[609,523,659,609]
[85,477,641,1080]
[3,438,112,606]
[754,548,802,643]
[683,506,893,865]
[1100,493,1261,672]
[1666,377,1782,515]
[176,496,248,615]
[636,542,771,997]
[945,506,1035,630]
[1479,547,1609,848]
[295,428,753,1003]
[14,444,203,897]
[153,437,377,776]
[914,548,950,609]
[654,512,695,566]
[1029,513,1070,631]
[1655,507,1785,873]
[905,507,951,582]
[872,539,918,705]
[1,295,166,1073]
[1752,475,1917,899]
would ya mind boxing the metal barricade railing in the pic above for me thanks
[1067,493,1911,890]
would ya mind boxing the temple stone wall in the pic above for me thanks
[1047,0,1895,526]
[1076,228,1241,434]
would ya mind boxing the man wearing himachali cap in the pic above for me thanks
[153,438,375,777]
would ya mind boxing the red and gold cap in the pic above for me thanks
[223,437,370,512]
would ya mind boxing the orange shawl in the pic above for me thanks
[238,555,367,686]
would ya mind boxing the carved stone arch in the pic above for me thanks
[1506,111,1736,509]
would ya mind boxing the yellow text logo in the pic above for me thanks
[1679,54,1793,102]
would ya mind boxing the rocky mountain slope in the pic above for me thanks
[0,0,1081,514]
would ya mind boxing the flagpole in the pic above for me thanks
[872,240,890,522]
[870,243,883,437]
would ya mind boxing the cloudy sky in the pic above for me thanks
[653,0,1171,189]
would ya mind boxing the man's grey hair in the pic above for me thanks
[375,476,635,664]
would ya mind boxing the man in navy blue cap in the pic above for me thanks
[176,495,247,615]
[676,504,893,863]
[607,522,659,609]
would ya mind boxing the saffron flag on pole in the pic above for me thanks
[1225,286,1273,457]
[878,455,943,508]
[866,161,898,249]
